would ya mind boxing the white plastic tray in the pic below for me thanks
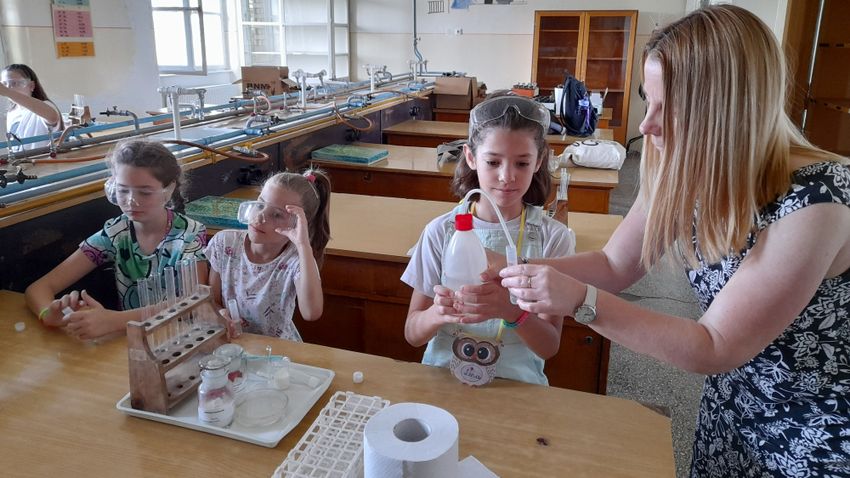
[116,360,334,448]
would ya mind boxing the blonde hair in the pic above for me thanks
[639,4,846,269]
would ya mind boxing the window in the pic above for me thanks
[151,0,229,75]
[238,0,349,80]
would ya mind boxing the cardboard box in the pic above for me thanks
[236,66,294,96]
[435,76,477,110]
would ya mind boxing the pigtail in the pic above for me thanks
[304,168,332,266]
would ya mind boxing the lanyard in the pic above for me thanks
[468,202,527,341]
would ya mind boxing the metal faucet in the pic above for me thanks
[363,64,390,93]
[100,106,140,132]
[291,69,327,110]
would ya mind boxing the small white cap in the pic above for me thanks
[352,371,364,384]
[14,321,25,332]
[62,307,74,320]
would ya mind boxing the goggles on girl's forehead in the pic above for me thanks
[469,96,551,135]
[1,79,30,88]
[237,201,296,230]
[104,179,170,206]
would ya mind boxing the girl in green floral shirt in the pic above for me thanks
[26,140,207,342]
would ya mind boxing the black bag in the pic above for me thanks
[559,73,597,137]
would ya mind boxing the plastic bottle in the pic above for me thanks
[197,355,235,427]
[442,213,488,291]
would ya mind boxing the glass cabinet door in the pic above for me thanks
[583,13,634,133]
[532,12,583,96]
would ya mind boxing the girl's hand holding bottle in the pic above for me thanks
[450,272,517,324]
[431,284,464,321]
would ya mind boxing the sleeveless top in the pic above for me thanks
[687,162,850,477]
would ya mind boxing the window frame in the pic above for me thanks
[152,0,231,76]
[237,0,349,80]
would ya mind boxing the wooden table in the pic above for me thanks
[311,143,619,213]
[383,119,614,153]
[217,190,623,393]
[0,290,674,477]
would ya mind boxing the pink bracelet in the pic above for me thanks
[503,311,530,329]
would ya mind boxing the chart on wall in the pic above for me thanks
[52,0,95,58]
[451,0,527,9]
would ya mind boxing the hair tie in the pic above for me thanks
[305,173,316,183]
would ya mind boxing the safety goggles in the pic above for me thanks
[1,79,31,88]
[469,96,551,136]
[104,179,171,207]
[237,201,296,230]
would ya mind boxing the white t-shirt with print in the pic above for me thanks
[206,229,303,341]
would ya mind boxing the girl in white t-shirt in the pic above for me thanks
[1,64,62,151]
[206,170,331,340]
[401,95,576,385]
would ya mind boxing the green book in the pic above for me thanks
[185,196,247,229]
[311,144,389,164]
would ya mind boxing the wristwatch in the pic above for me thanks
[574,285,598,324]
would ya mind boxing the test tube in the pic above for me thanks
[187,258,199,330]
[164,266,176,308]
[164,266,181,344]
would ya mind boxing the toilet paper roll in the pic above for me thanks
[364,402,459,478]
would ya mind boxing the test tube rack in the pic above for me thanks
[127,284,230,414]
[273,391,390,478]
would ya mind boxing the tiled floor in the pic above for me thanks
[603,152,704,478]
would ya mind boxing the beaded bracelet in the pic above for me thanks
[503,311,530,329]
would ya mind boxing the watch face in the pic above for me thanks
[575,305,597,324]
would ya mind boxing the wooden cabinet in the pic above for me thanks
[532,10,638,145]
[803,0,850,156]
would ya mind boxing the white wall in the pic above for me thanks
[351,0,686,143]
[0,0,160,115]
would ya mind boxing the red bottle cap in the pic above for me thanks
[455,213,473,231]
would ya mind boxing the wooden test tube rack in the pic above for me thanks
[127,285,230,414]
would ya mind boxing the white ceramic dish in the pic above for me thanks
[116,361,334,448]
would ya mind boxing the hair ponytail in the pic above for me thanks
[305,169,332,266]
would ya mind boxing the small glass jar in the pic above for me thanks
[214,343,247,393]
[197,355,235,427]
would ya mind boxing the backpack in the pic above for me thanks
[559,73,597,137]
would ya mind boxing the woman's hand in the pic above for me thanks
[500,264,586,317]
[63,291,122,341]
[276,205,310,251]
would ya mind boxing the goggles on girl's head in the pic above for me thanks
[469,95,551,136]
[104,179,171,206]
[237,201,296,230]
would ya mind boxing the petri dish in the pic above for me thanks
[234,388,288,428]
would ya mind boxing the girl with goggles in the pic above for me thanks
[205,169,331,341]
[402,94,576,386]
[1,64,63,151]
[25,140,208,342]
